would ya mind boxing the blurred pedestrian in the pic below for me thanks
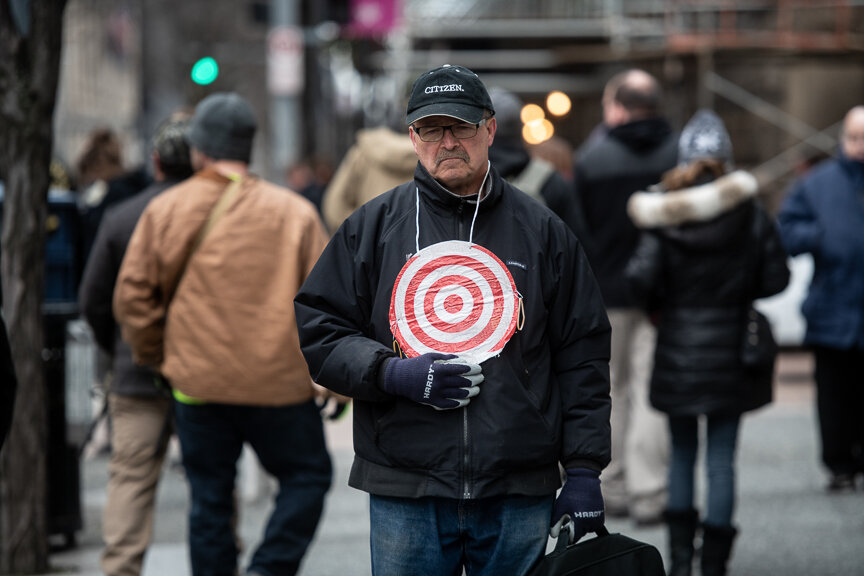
[573,69,677,524]
[488,87,589,244]
[286,156,332,218]
[626,110,790,576]
[75,128,125,193]
[295,64,611,575]
[74,128,152,260]
[113,93,332,576]
[321,125,416,232]
[78,111,193,576]
[777,105,864,493]
[528,134,575,182]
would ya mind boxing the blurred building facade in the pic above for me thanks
[52,0,864,197]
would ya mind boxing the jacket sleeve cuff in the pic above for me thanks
[375,356,394,392]
[561,459,604,474]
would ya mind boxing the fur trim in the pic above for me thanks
[627,170,759,229]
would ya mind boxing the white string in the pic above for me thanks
[414,186,421,254]
[468,162,491,245]
[414,161,491,251]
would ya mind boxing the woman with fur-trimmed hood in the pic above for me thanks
[625,110,789,576]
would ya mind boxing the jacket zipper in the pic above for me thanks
[457,197,472,499]
[463,405,471,499]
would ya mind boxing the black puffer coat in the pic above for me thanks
[626,199,790,416]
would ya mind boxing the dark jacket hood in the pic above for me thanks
[488,138,530,179]
[838,152,864,192]
[609,117,673,153]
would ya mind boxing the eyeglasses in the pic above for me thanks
[412,119,486,142]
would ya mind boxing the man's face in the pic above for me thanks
[841,108,864,163]
[409,115,497,197]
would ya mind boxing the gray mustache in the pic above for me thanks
[435,152,469,165]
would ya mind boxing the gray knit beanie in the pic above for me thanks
[678,109,733,168]
[187,93,257,163]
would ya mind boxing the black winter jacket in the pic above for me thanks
[79,180,176,397]
[295,162,611,500]
[626,198,790,416]
[575,118,678,307]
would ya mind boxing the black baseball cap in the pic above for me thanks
[406,64,495,125]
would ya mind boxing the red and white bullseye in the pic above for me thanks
[390,240,519,364]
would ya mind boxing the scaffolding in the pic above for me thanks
[401,0,864,55]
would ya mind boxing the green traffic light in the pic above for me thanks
[191,57,219,85]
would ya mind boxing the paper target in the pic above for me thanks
[389,240,519,364]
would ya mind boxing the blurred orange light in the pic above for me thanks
[520,104,545,124]
[523,119,554,145]
[546,91,571,116]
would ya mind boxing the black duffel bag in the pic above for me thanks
[528,524,665,576]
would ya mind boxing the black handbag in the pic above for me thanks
[528,526,665,576]
[740,306,778,370]
[739,205,778,371]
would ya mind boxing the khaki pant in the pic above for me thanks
[101,394,172,576]
[602,309,669,521]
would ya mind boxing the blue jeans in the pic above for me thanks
[667,414,740,526]
[369,494,553,576]
[174,400,332,576]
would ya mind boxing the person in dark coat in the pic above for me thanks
[777,105,864,493]
[487,87,590,245]
[78,112,193,576]
[573,69,678,524]
[626,110,790,576]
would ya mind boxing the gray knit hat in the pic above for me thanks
[678,109,733,168]
[187,93,257,163]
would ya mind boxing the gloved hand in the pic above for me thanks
[381,352,483,410]
[550,468,605,543]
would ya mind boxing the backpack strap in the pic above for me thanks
[508,158,555,206]
[171,177,243,300]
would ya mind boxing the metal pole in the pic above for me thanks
[269,0,301,185]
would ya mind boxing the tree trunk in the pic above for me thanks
[0,1,68,573]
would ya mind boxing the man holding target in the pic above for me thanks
[295,65,612,575]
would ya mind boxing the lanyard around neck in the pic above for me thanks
[414,161,491,254]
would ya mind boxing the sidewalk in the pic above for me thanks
[52,351,864,575]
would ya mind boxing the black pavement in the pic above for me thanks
[52,351,864,575]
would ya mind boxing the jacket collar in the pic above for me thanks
[838,152,864,189]
[195,166,252,185]
[412,160,502,211]
[609,117,673,152]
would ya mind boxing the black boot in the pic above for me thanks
[664,509,699,576]
[701,523,737,576]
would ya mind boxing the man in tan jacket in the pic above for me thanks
[114,92,331,576]
[322,125,416,232]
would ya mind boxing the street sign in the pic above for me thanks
[267,25,304,96]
